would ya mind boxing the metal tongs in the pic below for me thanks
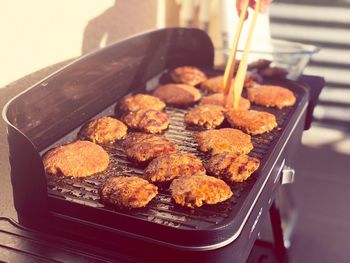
[223,0,261,109]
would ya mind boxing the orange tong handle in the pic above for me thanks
[223,0,249,108]
[226,0,261,110]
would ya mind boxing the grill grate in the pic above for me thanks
[47,95,296,231]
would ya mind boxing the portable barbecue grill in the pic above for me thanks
[2,28,324,262]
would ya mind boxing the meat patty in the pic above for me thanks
[244,72,263,88]
[170,66,207,86]
[200,93,250,110]
[144,152,205,183]
[153,84,202,107]
[79,117,127,144]
[247,85,296,109]
[100,176,158,208]
[119,94,166,112]
[196,128,253,155]
[170,174,232,208]
[43,140,110,177]
[124,132,177,162]
[200,75,261,94]
[226,109,277,135]
[248,59,271,70]
[259,67,288,79]
[123,109,170,134]
[184,104,226,129]
[200,75,225,93]
[207,152,260,182]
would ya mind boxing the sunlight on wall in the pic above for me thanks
[302,125,350,155]
[0,0,113,88]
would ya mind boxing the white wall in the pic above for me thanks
[0,0,158,88]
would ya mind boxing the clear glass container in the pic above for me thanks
[215,39,320,80]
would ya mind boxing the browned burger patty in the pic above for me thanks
[144,152,205,183]
[100,176,158,208]
[124,132,177,162]
[43,140,110,177]
[248,59,271,70]
[119,94,166,112]
[200,75,225,93]
[153,84,202,107]
[170,66,207,86]
[247,85,296,109]
[196,128,253,155]
[170,174,233,208]
[123,109,170,134]
[207,152,260,182]
[244,72,263,88]
[184,104,226,129]
[226,109,277,135]
[259,67,288,79]
[200,75,261,94]
[79,116,127,144]
[200,93,251,110]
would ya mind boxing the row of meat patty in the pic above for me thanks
[43,63,296,209]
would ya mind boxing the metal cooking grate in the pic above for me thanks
[47,94,295,231]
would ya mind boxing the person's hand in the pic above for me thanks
[236,0,272,19]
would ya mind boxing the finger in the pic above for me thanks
[249,0,256,9]
[260,0,272,13]
[236,0,244,15]
[236,0,250,20]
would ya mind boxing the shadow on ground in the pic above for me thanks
[290,143,350,263]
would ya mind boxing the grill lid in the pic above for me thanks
[2,28,214,229]
[4,28,214,151]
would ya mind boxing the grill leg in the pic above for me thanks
[270,201,288,263]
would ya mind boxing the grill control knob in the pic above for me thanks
[282,166,295,184]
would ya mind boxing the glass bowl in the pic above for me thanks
[215,39,320,80]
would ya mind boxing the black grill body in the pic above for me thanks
[43,73,308,249]
[2,28,323,262]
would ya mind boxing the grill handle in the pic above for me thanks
[3,28,215,151]
[6,125,48,226]
[281,166,295,185]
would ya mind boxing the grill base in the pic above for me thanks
[0,211,287,263]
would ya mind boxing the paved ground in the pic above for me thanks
[288,125,350,263]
